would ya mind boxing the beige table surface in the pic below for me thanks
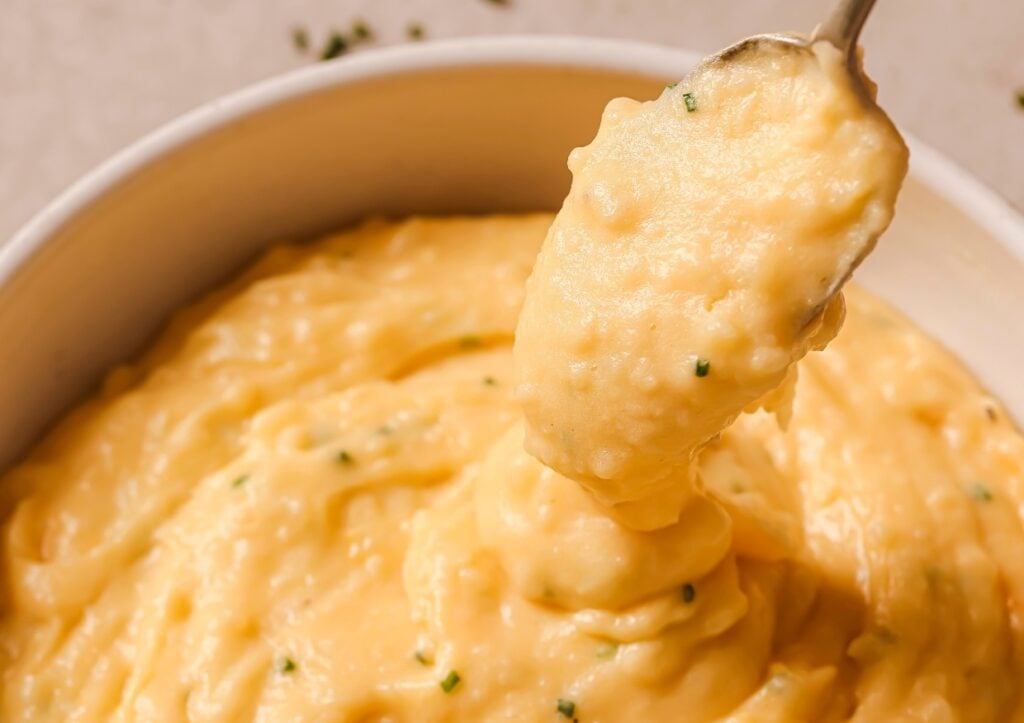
[2,0,1022,245]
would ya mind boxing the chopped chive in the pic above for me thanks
[351,19,373,40]
[337,450,354,465]
[683,92,697,112]
[440,670,461,693]
[458,335,482,349]
[276,656,297,674]
[681,583,696,603]
[483,0,510,4]
[667,82,678,89]
[695,358,710,377]
[320,32,349,61]
[1017,91,1024,109]
[596,641,618,659]
[291,26,309,52]
[231,474,249,488]
[969,483,993,502]
[556,698,576,719]
[483,376,497,386]
[407,23,425,41]
[414,650,433,665]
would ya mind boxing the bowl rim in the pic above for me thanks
[2,34,1022,291]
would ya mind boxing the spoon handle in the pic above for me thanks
[812,0,878,55]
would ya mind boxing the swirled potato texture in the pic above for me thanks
[2,217,1022,722]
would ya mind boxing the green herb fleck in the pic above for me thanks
[231,474,249,488]
[484,0,510,5]
[695,358,710,377]
[1017,90,1024,109]
[320,32,349,61]
[352,19,373,40]
[277,656,297,674]
[483,376,497,386]
[683,92,697,112]
[337,450,354,465]
[596,641,619,659]
[458,335,482,349]
[440,670,461,693]
[667,82,678,90]
[407,23,425,41]
[414,649,433,665]
[291,26,309,52]
[681,583,696,603]
[969,483,993,502]
[556,698,576,719]
[877,628,897,645]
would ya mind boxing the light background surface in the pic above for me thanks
[2,0,1022,244]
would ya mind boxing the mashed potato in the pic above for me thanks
[1,217,1022,721]
[514,42,907,530]
[2,39,1023,723]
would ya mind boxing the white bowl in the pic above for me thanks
[1,36,1023,470]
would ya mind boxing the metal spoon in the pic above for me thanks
[705,0,883,327]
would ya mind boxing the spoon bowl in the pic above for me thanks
[702,0,883,329]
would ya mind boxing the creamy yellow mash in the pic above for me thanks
[1,216,1023,722]
[2,38,1023,723]
[514,42,907,530]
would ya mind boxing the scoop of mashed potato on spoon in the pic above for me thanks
[514,41,908,529]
